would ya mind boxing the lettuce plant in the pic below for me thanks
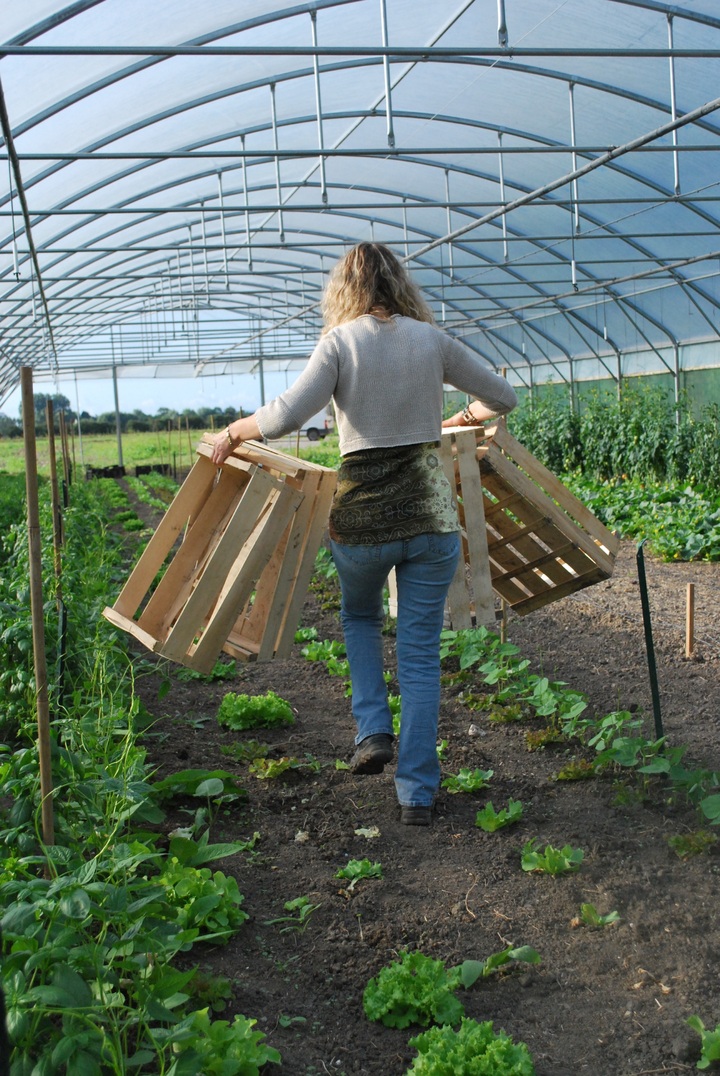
[407,1017,536,1075]
[217,690,294,730]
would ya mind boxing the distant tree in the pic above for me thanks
[0,412,20,437]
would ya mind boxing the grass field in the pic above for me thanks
[0,429,341,477]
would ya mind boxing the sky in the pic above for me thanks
[0,368,299,421]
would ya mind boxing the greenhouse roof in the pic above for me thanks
[1,0,720,407]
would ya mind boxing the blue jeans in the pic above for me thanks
[330,532,460,807]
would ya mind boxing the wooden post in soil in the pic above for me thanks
[685,582,695,658]
[21,368,55,847]
[58,408,71,497]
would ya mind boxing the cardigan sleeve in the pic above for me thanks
[441,332,518,415]
[254,336,339,439]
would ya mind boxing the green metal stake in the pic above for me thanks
[636,539,664,741]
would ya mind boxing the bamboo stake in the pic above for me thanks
[186,415,193,460]
[685,582,695,658]
[21,368,55,847]
[59,410,71,492]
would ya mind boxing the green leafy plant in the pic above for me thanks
[475,799,523,832]
[151,768,246,803]
[300,638,346,662]
[363,951,465,1030]
[248,754,321,779]
[521,839,584,875]
[667,830,717,859]
[264,896,321,934]
[176,658,238,682]
[407,1017,536,1075]
[441,767,494,794]
[169,1007,281,1073]
[335,858,383,891]
[363,947,540,1031]
[220,739,271,762]
[687,1015,720,1069]
[553,759,596,782]
[574,903,620,929]
[217,690,295,730]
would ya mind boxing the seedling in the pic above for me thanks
[441,767,493,794]
[687,1015,720,1069]
[264,896,321,934]
[220,740,271,762]
[521,839,584,875]
[436,739,449,761]
[667,830,717,859]
[249,755,322,779]
[335,858,383,891]
[573,903,620,929]
[526,726,565,751]
[176,659,238,682]
[553,758,596,782]
[475,799,523,832]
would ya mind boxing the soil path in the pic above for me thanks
[132,522,720,1076]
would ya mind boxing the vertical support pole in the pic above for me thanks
[673,342,681,426]
[497,0,508,46]
[241,135,253,271]
[497,132,508,262]
[568,83,580,235]
[46,401,67,709]
[667,15,680,195]
[379,0,395,148]
[310,10,328,204]
[200,200,210,299]
[217,171,230,289]
[636,540,664,741]
[269,84,285,242]
[685,582,695,659]
[112,364,124,469]
[402,197,409,258]
[444,169,454,279]
[20,367,55,848]
[259,356,266,407]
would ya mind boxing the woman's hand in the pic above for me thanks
[210,415,263,465]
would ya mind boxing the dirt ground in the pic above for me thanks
[130,506,720,1076]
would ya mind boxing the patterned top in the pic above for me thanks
[329,442,459,545]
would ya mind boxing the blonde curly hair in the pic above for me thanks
[321,242,434,332]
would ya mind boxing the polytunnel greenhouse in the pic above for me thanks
[2,4,720,1076]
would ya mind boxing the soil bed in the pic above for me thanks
[133,527,720,1076]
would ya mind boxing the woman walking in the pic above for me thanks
[212,242,517,824]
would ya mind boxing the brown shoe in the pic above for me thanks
[350,734,394,774]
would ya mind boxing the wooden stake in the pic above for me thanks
[685,582,695,658]
[21,368,55,847]
[59,410,71,492]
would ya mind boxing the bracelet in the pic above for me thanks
[461,405,475,425]
[225,426,237,448]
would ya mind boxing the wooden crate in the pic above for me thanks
[438,423,620,627]
[103,436,336,671]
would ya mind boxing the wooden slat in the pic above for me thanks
[511,567,606,615]
[272,468,337,658]
[491,424,620,555]
[102,606,163,653]
[440,433,472,628]
[112,456,217,617]
[483,446,616,577]
[188,483,300,669]
[159,469,282,661]
[454,428,495,626]
[138,467,251,637]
